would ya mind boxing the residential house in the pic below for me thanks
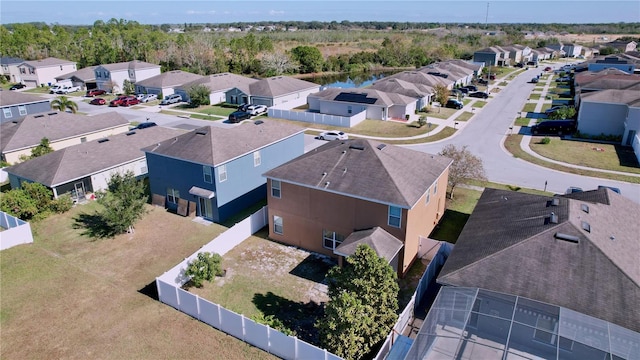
[143,121,305,223]
[17,57,77,88]
[446,59,484,78]
[580,47,598,58]
[0,90,51,124]
[607,40,637,53]
[418,62,475,87]
[473,46,511,66]
[548,42,582,58]
[177,72,257,105]
[530,48,551,63]
[94,60,161,94]
[541,46,562,59]
[405,187,640,359]
[573,68,640,106]
[134,70,204,98]
[54,66,98,90]
[307,87,417,121]
[369,77,433,112]
[1,56,24,83]
[386,70,455,90]
[577,89,640,146]
[0,111,130,164]
[588,56,636,74]
[6,126,184,201]
[502,45,524,64]
[263,139,452,276]
[226,76,320,109]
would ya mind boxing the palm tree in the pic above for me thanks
[50,96,78,113]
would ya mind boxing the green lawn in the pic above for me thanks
[184,104,238,117]
[382,126,457,145]
[529,93,541,100]
[522,103,537,112]
[455,111,474,122]
[428,187,482,244]
[472,100,487,108]
[514,117,531,126]
[418,106,458,119]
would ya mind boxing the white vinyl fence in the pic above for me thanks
[268,108,366,128]
[373,292,417,360]
[0,168,8,183]
[156,206,342,360]
[0,211,34,251]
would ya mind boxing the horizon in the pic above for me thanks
[1,1,639,26]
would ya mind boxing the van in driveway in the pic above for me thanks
[160,94,182,105]
[531,120,576,135]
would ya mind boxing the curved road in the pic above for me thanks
[407,67,640,204]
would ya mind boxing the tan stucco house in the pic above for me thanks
[17,57,77,88]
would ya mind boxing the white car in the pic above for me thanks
[160,94,182,105]
[141,94,158,103]
[56,85,81,94]
[318,130,348,141]
[136,94,146,101]
[247,104,267,116]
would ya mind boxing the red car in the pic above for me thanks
[544,66,552,71]
[86,89,106,97]
[89,98,106,105]
[120,97,140,107]
[109,96,129,107]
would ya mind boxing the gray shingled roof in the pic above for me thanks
[99,60,159,71]
[581,88,640,106]
[309,87,417,106]
[0,56,24,65]
[55,66,97,82]
[438,188,640,332]
[263,139,452,208]
[248,76,319,97]
[5,127,184,187]
[335,227,403,263]
[179,72,258,92]
[370,77,434,98]
[1,111,129,153]
[386,71,454,88]
[20,57,75,68]
[142,121,305,166]
[0,90,49,107]
[135,70,204,88]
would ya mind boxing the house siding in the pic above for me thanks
[473,52,498,67]
[577,102,628,138]
[18,63,77,87]
[226,88,250,105]
[622,107,640,146]
[0,101,51,124]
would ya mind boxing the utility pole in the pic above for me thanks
[485,2,490,29]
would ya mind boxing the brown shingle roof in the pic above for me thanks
[5,127,184,187]
[142,121,305,166]
[263,139,452,208]
[438,188,640,332]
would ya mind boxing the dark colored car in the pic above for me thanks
[544,66,552,71]
[89,98,106,105]
[468,91,489,99]
[478,79,489,85]
[86,89,106,97]
[463,85,478,92]
[133,122,157,130]
[237,103,250,112]
[531,120,576,135]
[120,97,140,107]
[109,95,130,107]
[228,111,252,123]
[458,87,470,94]
[445,99,463,109]
[9,83,26,90]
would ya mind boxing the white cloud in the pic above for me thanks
[186,10,216,15]
[269,10,285,15]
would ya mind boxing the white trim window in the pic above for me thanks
[273,215,283,235]
[203,165,213,184]
[271,179,281,198]
[3,108,12,118]
[426,186,431,204]
[323,230,345,250]
[218,164,227,182]
[434,181,438,194]
[253,151,261,167]
[167,188,180,204]
[388,206,402,228]
[18,105,27,116]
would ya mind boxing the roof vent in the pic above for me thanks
[610,235,615,241]
[377,144,387,151]
[581,221,591,233]
[550,212,558,224]
[349,144,365,151]
[343,167,347,174]
[34,114,44,118]
[195,129,208,135]
[581,204,589,213]
[554,232,580,243]
[97,138,109,143]
[551,198,560,206]
[126,131,136,136]
[48,112,57,116]
[324,181,330,188]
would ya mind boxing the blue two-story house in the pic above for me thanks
[143,121,305,223]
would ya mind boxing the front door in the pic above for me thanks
[74,182,86,201]
[198,197,213,220]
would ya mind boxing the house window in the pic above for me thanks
[388,206,402,228]
[203,165,213,184]
[29,68,35,74]
[434,181,438,194]
[271,179,281,198]
[253,151,261,167]
[139,160,148,174]
[3,108,12,118]
[218,164,227,182]
[323,230,345,250]
[80,137,87,143]
[273,215,283,235]
[20,68,26,74]
[18,105,27,116]
[426,186,431,204]
[347,105,352,114]
[167,188,180,204]
[60,65,63,71]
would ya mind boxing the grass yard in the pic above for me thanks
[504,135,640,184]
[472,100,487,108]
[514,117,531,126]
[455,111,474,122]
[382,126,457,145]
[529,137,640,174]
[186,104,239,117]
[428,187,482,244]
[188,233,334,344]
[0,203,275,360]
[418,106,458,120]
[529,93,541,100]
[522,103,537,113]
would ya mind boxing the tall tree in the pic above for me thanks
[317,244,399,360]
[290,45,324,73]
[50,96,78,113]
[433,84,449,106]
[438,144,487,199]
[186,84,211,107]
[261,51,298,76]
[96,171,148,235]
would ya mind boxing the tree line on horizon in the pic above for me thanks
[1,19,638,78]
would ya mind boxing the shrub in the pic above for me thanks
[185,252,224,288]
[251,313,296,336]
[540,137,551,144]
[51,194,73,213]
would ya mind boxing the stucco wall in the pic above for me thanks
[577,102,628,137]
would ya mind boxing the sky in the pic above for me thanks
[0,0,638,25]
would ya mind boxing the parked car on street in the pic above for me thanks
[109,95,131,107]
[530,78,539,83]
[318,130,348,141]
[140,94,158,103]
[445,99,464,109]
[132,122,157,130]
[9,83,26,90]
[89,98,106,105]
[247,104,267,116]
[120,97,140,107]
[49,84,62,93]
[160,94,182,105]
[458,87,470,94]
[463,85,478,92]
[228,111,252,123]
[544,66,552,71]
[86,89,106,97]
[531,120,576,135]
[468,91,489,99]
[478,79,489,85]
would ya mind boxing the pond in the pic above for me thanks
[301,70,404,89]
